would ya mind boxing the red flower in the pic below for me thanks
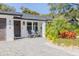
[59,31,76,39]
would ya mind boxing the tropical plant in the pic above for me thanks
[0,4,16,12]
[48,3,79,19]
[46,16,67,40]
[59,31,76,39]
[21,6,39,15]
[46,16,79,40]
[47,3,79,47]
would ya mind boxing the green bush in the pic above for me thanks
[46,16,77,39]
[74,29,79,36]
[46,16,79,47]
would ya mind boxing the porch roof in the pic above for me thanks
[0,11,22,16]
[22,14,52,21]
[14,14,52,21]
[0,11,52,21]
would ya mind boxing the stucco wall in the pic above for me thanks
[0,14,14,41]
[38,21,42,36]
[0,14,46,41]
[21,20,28,38]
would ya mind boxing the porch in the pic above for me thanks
[14,20,44,39]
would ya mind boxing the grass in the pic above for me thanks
[51,38,79,47]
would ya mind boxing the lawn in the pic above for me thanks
[52,38,79,47]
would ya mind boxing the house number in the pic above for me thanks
[9,20,11,25]
[9,20,12,29]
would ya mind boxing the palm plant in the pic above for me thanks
[21,6,39,15]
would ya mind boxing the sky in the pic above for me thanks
[6,3,50,14]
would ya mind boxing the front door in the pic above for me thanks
[14,20,21,37]
[0,18,6,41]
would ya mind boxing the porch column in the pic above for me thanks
[21,20,27,38]
[38,22,42,36]
[25,21,28,37]
[42,21,46,38]
[6,17,14,41]
[32,21,33,31]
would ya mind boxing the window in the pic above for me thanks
[33,22,38,32]
[27,22,38,34]
[27,22,32,34]
[9,20,11,25]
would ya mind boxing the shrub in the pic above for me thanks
[74,29,79,36]
[59,31,76,39]
[46,16,79,47]
[46,16,68,40]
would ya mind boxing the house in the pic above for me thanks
[0,11,52,41]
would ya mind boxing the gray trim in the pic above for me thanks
[0,11,52,21]
[0,11,22,16]
[22,14,52,21]
[13,16,51,21]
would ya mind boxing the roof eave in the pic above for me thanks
[13,16,51,21]
[0,12,22,16]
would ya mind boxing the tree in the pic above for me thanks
[48,3,79,20]
[64,8,79,19]
[21,6,39,15]
[48,3,71,14]
[40,13,54,18]
[0,4,16,12]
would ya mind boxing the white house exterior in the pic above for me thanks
[0,11,51,41]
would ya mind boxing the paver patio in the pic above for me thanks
[0,38,73,56]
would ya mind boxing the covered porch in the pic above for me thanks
[14,20,45,39]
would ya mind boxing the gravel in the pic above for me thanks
[0,38,73,56]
